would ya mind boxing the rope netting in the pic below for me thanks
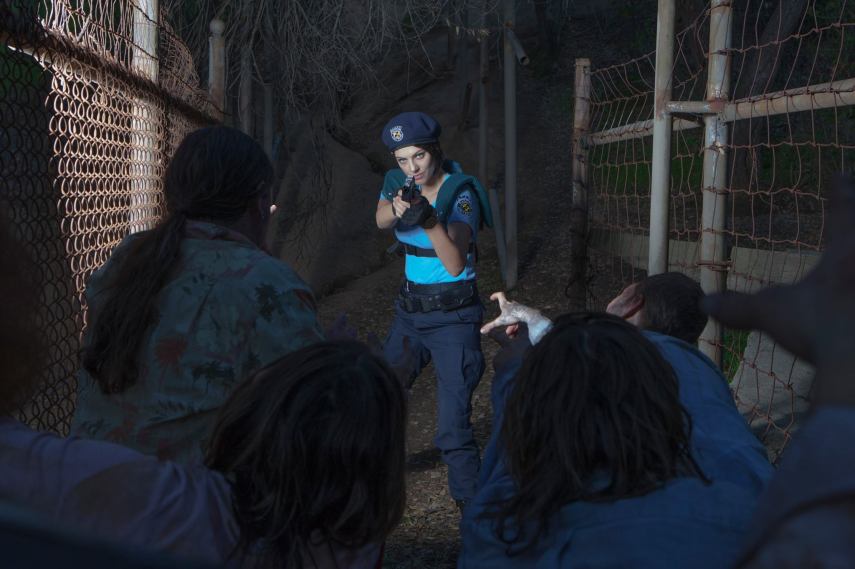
[586,10,708,305]
[1,0,218,434]
[584,0,855,461]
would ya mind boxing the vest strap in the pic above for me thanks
[402,242,476,258]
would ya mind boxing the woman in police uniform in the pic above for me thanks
[375,111,490,511]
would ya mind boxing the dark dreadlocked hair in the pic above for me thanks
[493,312,707,550]
[205,341,407,568]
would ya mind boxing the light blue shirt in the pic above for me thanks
[383,185,480,284]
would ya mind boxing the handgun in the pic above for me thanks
[400,175,418,203]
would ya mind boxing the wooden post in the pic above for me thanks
[569,58,592,310]
[503,0,518,289]
[648,0,676,274]
[208,18,226,117]
[698,0,733,365]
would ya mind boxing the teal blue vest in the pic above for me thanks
[380,164,494,229]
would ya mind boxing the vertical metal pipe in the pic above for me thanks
[699,0,733,364]
[238,47,253,136]
[489,187,509,283]
[503,0,518,289]
[569,58,592,310]
[208,18,226,118]
[130,0,159,233]
[263,84,274,160]
[648,0,676,274]
[478,5,489,188]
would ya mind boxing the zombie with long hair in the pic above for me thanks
[459,311,759,569]
[375,111,493,510]
[72,126,323,463]
[1,324,405,567]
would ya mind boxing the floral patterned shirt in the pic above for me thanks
[71,221,324,464]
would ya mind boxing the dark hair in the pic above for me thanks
[639,272,707,344]
[0,210,44,415]
[391,142,445,170]
[420,142,445,167]
[81,126,274,393]
[494,313,705,549]
[205,341,407,568]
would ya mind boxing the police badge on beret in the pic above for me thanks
[390,125,404,143]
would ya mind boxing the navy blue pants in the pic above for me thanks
[383,299,485,502]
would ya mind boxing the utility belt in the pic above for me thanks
[398,279,478,313]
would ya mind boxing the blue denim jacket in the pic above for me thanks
[459,331,772,569]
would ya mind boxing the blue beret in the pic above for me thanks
[381,112,442,151]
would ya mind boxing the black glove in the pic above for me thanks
[399,196,435,227]
[399,176,418,202]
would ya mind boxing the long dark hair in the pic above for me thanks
[205,341,407,568]
[494,312,706,548]
[81,126,274,393]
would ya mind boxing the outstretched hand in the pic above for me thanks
[481,292,553,344]
[702,176,855,406]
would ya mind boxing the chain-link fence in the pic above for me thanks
[1,1,218,434]
[579,0,854,461]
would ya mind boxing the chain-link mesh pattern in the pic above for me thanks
[1,0,217,434]
[583,1,854,461]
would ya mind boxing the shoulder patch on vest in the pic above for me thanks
[457,197,473,215]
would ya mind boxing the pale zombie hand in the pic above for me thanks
[481,292,554,345]
[703,176,855,407]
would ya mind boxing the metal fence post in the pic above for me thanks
[648,0,676,274]
[478,8,509,284]
[478,26,489,186]
[503,0,518,289]
[263,84,274,160]
[698,0,733,365]
[569,58,592,310]
[130,0,159,234]
[208,18,226,118]
[238,46,253,135]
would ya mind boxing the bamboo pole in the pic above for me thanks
[569,58,592,310]
[698,0,733,365]
[503,0,518,289]
[647,0,676,275]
